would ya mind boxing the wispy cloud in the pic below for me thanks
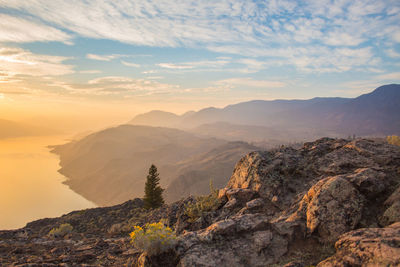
[0,0,399,74]
[157,59,230,71]
[157,63,194,69]
[85,76,180,96]
[386,49,400,58]
[215,78,285,88]
[0,47,74,76]
[79,70,102,74]
[0,14,71,43]
[121,60,140,68]
[86,54,121,61]
[375,72,400,80]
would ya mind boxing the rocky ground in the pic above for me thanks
[1,137,399,266]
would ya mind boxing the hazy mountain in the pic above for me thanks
[0,119,56,139]
[129,84,400,139]
[52,125,258,205]
[129,110,181,127]
[164,141,258,202]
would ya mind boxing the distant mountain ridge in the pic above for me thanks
[129,84,400,139]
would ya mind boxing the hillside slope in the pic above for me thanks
[52,125,257,205]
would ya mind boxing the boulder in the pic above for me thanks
[317,222,400,266]
[380,186,400,226]
[301,176,364,242]
[346,167,387,198]
[178,214,288,267]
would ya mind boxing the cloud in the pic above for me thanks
[385,49,400,58]
[121,60,140,68]
[142,70,157,74]
[215,78,285,88]
[86,54,121,61]
[0,0,399,74]
[157,63,194,69]
[375,72,400,80]
[0,13,71,43]
[79,70,102,74]
[157,59,230,71]
[323,32,365,47]
[0,47,74,76]
[85,76,180,95]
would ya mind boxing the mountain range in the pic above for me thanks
[53,84,400,206]
[130,84,400,141]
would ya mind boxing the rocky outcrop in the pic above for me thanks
[177,138,400,266]
[318,222,400,266]
[0,138,399,266]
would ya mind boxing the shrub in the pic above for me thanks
[185,181,221,223]
[387,135,400,146]
[130,222,177,256]
[48,223,73,238]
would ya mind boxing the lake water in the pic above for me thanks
[0,136,95,230]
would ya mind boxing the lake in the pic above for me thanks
[0,136,95,230]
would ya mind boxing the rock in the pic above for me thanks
[380,186,400,226]
[223,198,237,209]
[346,167,387,198]
[222,188,257,210]
[226,188,256,202]
[227,150,303,208]
[178,214,288,266]
[245,198,264,209]
[137,251,178,267]
[217,188,228,199]
[283,262,304,267]
[301,176,364,242]
[317,222,400,266]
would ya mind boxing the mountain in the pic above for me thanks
[52,125,258,205]
[129,110,181,127]
[129,84,400,139]
[0,119,56,139]
[164,141,258,202]
[324,84,400,135]
[2,138,399,266]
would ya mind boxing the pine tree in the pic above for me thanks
[143,164,164,209]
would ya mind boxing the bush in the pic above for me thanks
[130,222,177,256]
[48,223,73,238]
[185,181,221,223]
[387,135,400,146]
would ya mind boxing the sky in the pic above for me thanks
[0,0,400,126]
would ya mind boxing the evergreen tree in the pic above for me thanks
[143,164,164,209]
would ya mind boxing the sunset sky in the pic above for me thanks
[1,0,400,126]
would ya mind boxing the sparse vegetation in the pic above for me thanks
[185,181,221,223]
[143,164,164,209]
[48,223,73,238]
[387,135,400,146]
[130,222,177,256]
